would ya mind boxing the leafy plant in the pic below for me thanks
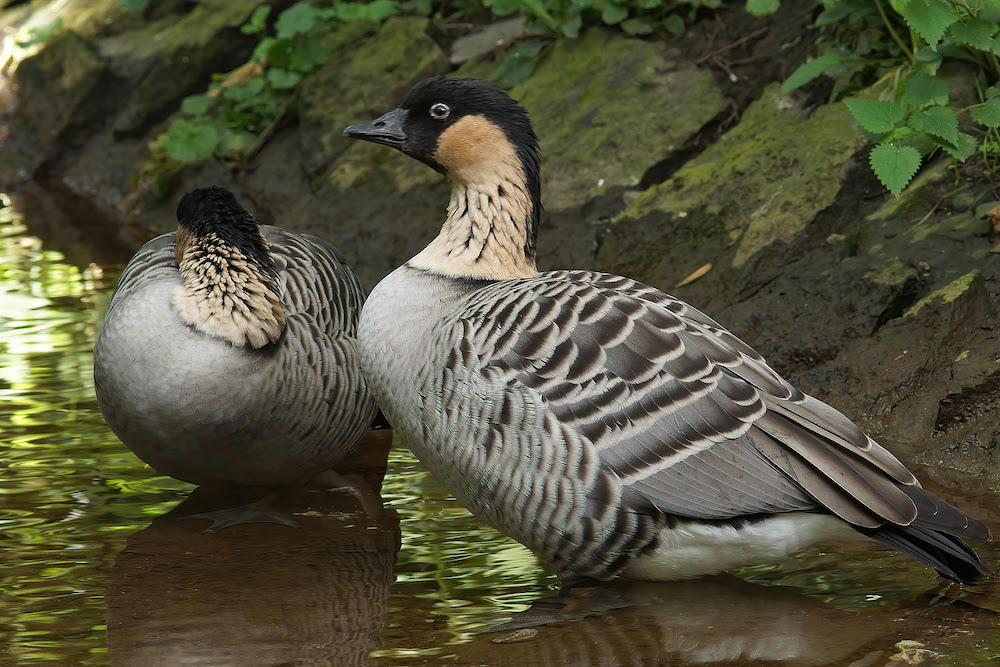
[783,0,1000,196]
[161,1,399,165]
[483,0,776,38]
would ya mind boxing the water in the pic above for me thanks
[2,190,1000,666]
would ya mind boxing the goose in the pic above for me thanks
[94,186,378,530]
[343,77,991,585]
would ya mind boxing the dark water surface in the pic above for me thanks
[2,192,1000,666]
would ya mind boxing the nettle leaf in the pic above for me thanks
[972,98,1000,128]
[869,143,921,197]
[948,17,998,51]
[781,52,843,93]
[276,2,319,39]
[909,105,958,144]
[845,98,907,134]
[903,0,961,49]
[939,131,977,161]
[165,119,219,163]
[902,71,949,107]
[746,0,780,18]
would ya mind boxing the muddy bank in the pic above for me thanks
[2,1,998,488]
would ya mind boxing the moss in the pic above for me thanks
[863,256,911,286]
[298,17,447,181]
[601,84,864,285]
[512,29,727,212]
[904,270,980,319]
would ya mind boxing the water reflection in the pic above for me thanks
[106,486,400,666]
[458,577,897,666]
[4,189,1000,666]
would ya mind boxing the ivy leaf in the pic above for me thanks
[241,6,270,35]
[972,98,1000,128]
[869,143,921,197]
[266,67,301,89]
[746,0,779,18]
[180,94,214,116]
[903,0,961,50]
[902,71,949,107]
[601,2,628,25]
[909,105,958,144]
[276,2,319,39]
[781,52,843,93]
[844,99,907,134]
[165,119,219,163]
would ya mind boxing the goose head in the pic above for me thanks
[172,187,285,349]
[344,77,542,280]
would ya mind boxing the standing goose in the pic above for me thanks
[343,77,991,585]
[94,186,378,530]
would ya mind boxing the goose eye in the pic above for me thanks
[429,103,451,121]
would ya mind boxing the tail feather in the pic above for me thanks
[857,524,994,584]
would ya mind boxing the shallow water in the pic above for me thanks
[2,191,1000,666]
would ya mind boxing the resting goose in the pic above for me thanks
[94,186,377,529]
[343,77,991,584]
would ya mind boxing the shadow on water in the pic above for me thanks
[4,186,1000,666]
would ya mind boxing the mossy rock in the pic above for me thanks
[0,29,105,184]
[512,29,727,270]
[598,84,865,289]
[104,0,263,136]
[297,17,449,180]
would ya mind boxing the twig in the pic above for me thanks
[695,27,769,65]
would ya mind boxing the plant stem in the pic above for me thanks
[874,0,913,61]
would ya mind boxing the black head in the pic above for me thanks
[175,187,273,271]
[343,77,540,184]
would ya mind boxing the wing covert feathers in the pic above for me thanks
[456,269,988,580]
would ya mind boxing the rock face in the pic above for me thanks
[2,3,998,488]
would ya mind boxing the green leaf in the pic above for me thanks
[484,0,522,16]
[844,98,907,134]
[746,0,779,18]
[909,105,958,144]
[780,52,843,93]
[490,40,544,89]
[662,14,685,35]
[276,2,319,39]
[180,94,214,116]
[241,6,270,35]
[601,3,628,25]
[939,131,977,161]
[902,71,949,107]
[164,119,219,163]
[869,143,921,197]
[903,0,961,49]
[266,67,301,89]
[947,17,998,51]
[972,98,1000,128]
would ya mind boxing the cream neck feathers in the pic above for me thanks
[172,227,286,349]
[409,115,540,280]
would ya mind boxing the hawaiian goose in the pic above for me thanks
[94,187,377,529]
[343,77,990,584]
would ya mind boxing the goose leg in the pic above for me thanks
[182,492,301,533]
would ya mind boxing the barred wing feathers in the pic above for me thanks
[455,270,987,542]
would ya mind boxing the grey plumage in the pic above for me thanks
[94,187,376,488]
[345,77,990,585]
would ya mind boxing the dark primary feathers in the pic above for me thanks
[346,77,991,585]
